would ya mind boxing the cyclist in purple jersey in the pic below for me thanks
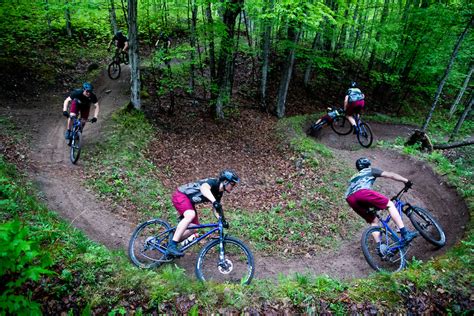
[166,169,240,257]
[345,158,418,253]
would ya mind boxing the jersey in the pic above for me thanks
[347,88,364,103]
[178,178,223,205]
[70,89,98,107]
[113,34,128,49]
[345,167,383,198]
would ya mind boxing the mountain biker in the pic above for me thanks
[345,158,418,254]
[108,31,129,54]
[344,81,365,133]
[154,31,171,51]
[62,82,99,140]
[165,169,240,257]
[308,107,343,135]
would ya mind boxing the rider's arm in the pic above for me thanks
[381,171,409,184]
[92,102,99,119]
[200,183,220,219]
[63,96,72,112]
[343,95,349,110]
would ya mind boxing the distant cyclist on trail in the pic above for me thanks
[165,170,240,257]
[345,158,418,254]
[344,81,365,133]
[108,31,129,54]
[62,82,99,140]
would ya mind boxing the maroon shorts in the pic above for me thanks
[346,100,365,116]
[70,100,91,119]
[346,189,389,223]
[171,190,199,225]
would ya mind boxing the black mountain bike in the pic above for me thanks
[331,112,374,148]
[66,116,92,164]
[107,49,129,80]
[128,209,255,284]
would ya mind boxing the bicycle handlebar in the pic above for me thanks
[391,184,412,201]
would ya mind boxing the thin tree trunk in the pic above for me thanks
[108,0,118,34]
[276,26,300,118]
[260,0,273,112]
[449,65,473,117]
[421,16,473,132]
[65,1,72,37]
[128,0,140,109]
[206,1,216,82]
[368,0,389,71]
[189,0,197,98]
[304,33,319,87]
[449,93,473,141]
[120,0,128,26]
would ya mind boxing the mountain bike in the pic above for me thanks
[361,184,446,273]
[66,116,92,164]
[128,209,255,284]
[331,112,373,148]
[307,107,344,137]
[107,49,129,80]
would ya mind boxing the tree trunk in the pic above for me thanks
[303,33,319,88]
[276,26,300,118]
[189,0,197,98]
[206,1,217,86]
[449,93,473,141]
[128,0,140,109]
[449,64,473,117]
[368,0,389,71]
[434,139,474,150]
[65,1,72,37]
[260,0,273,112]
[214,0,244,119]
[421,16,473,132]
[108,0,118,34]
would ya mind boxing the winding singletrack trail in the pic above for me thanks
[0,68,469,281]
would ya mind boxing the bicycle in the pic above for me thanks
[331,111,374,148]
[107,49,129,80]
[128,209,255,284]
[307,107,344,137]
[66,115,92,164]
[361,184,446,273]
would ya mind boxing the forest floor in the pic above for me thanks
[0,65,469,281]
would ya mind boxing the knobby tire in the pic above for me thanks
[70,131,81,164]
[407,206,446,248]
[357,122,373,148]
[331,116,353,135]
[108,61,121,80]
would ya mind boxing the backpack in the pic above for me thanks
[347,88,364,102]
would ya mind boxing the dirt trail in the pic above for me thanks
[0,68,469,281]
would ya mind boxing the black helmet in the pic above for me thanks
[83,82,93,92]
[116,31,123,37]
[350,81,357,88]
[219,169,240,184]
[356,158,371,171]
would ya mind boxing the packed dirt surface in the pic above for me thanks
[0,68,469,281]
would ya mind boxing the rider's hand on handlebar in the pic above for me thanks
[213,201,223,214]
[91,117,97,123]
[405,180,413,189]
[63,111,69,118]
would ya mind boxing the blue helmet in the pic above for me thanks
[356,157,371,171]
[219,169,240,184]
[83,82,93,92]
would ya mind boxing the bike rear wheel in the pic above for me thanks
[108,61,121,79]
[331,116,353,135]
[357,122,373,148]
[70,131,81,164]
[361,226,406,273]
[407,206,446,248]
[122,51,129,65]
[195,236,254,285]
[128,219,173,269]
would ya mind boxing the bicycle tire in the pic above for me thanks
[357,122,373,148]
[70,131,81,164]
[361,226,406,273]
[195,236,254,285]
[407,206,446,248]
[128,219,173,269]
[108,61,121,80]
[331,116,353,135]
[122,52,129,65]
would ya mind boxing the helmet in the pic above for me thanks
[356,158,371,171]
[219,169,240,184]
[82,82,93,92]
[116,31,123,37]
[350,81,357,88]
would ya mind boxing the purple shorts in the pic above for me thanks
[171,190,199,225]
[70,100,91,119]
[346,100,364,116]
[346,189,389,223]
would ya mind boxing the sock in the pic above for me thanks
[400,227,407,236]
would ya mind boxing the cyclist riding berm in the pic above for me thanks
[344,81,365,133]
[166,169,240,257]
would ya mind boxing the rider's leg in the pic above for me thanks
[166,210,195,256]
[386,200,418,242]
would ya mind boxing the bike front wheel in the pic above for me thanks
[407,206,446,248]
[331,116,353,135]
[70,131,81,164]
[361,226,406,273]
[357,122,373,148]
[195,236,255,285]
[108,61,121,79]
[128,219,173,269]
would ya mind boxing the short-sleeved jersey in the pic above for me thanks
[113,34,128,48]
[345,167,383,198]
[70,89,98,107]
[178,178,223,205]
[346,88,364,102]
